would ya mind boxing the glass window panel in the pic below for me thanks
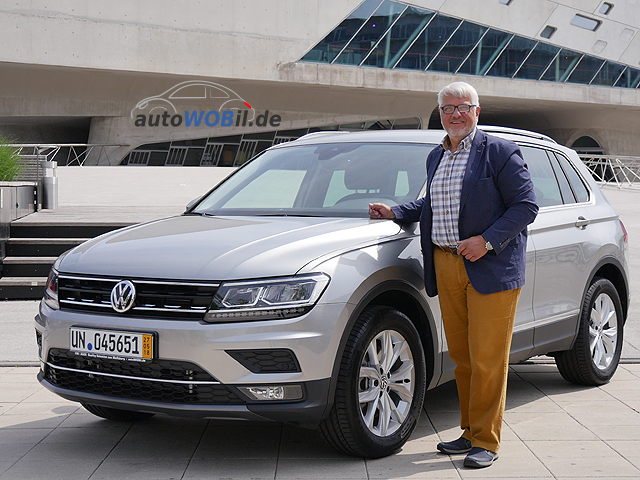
[520,146,563,208]
[570,14,601,31]
[540,26,557,39]
[557,153,590,203]
[395,14,461,70]
[514,42,559,79]
[427,21,487,73]
[590,61,626,86]
[194,143,433,217]
[615,67,640,88]
[334,1,406,66]
[540,49,582,82]
[363,7,434,68]
[457,29,512,76]
[599,3,614,15]
[567,56,605,84]
[300,0,382,63]
[548,152,576,204]
[224,170,307,209]
[486,35,537,77]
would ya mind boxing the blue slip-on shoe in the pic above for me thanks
[463,447,499,468]
[436,436,472,454]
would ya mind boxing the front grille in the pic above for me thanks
[45,349,245,405]
[58,274,218,320]
[48,348,217,381]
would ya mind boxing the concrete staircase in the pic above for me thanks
[0,222,127,300]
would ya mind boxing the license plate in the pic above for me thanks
[70,327,153,361]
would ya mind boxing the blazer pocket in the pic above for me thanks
[466,177,501,218]
[474,177,495,187]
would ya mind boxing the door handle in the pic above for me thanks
[575,216,590,229]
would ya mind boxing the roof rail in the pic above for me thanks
[479,125,557,144]
[292,131,351,142]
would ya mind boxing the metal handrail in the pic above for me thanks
[9,143,128,167]
[580,155,640,189]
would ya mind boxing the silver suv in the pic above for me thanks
[36,128,629,458]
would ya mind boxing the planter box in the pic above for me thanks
[1,181,37,225]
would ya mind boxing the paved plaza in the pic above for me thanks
[0,363,639,479]
[0,182,639,479]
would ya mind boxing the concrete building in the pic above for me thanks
[0,0,639,166]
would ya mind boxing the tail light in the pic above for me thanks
[620,220,628,244]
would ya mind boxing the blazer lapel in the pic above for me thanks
[459,130,487,211]
[426,146,444,191]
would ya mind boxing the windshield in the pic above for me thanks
[192,142,434,218]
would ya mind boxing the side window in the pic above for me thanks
[552,152,590,203]
[519,146,563,207]
[548,152,576,204]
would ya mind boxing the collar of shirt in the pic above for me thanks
[441,128,477,153]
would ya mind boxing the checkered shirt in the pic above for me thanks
[430,129,476,247]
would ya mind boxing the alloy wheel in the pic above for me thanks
[358,329,415,437]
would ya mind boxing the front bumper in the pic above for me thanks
[38,369,331,424]
[35,300,353,425]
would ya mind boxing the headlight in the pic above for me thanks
[204,273,330,322]
[43,268,59,310]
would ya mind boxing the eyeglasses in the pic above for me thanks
[439,104,476,115]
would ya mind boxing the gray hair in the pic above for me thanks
[437,82,480,107]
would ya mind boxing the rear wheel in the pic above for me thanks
[555,277,624,385]
[320,306,427,458]
[82,403,155,422]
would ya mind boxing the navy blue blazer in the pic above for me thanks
[391,129,538,296]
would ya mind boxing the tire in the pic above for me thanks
[82,403,155,422]
[320,306,427,458]
[555,277,624,386]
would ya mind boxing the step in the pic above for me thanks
[5,238,89,257]
[9,223,129,239]
[0,277,46,300]
[1,257,57,277]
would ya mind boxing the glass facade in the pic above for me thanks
[301,0,640,89]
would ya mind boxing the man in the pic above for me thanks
[369,82,538,468]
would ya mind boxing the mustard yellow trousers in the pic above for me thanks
[434,248,521,453]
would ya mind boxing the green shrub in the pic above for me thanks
[0,136,23,181]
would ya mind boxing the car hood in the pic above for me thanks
[58,214,406,280]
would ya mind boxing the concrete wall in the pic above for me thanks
[1,1,637,76]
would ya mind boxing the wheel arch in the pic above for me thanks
[551,255,630,356]
[325,280,438,416]
[587,256,629,324]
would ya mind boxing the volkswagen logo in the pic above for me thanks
[110,280,136,313]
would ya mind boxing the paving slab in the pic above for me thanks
[0,363,639,479]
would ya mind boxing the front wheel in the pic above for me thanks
[320,306,427,458]
[555,277,624,385]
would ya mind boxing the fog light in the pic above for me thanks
[238,384,303,401]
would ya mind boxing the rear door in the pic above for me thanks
[520,144,600,352]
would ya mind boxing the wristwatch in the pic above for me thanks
[485,239,493,251]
